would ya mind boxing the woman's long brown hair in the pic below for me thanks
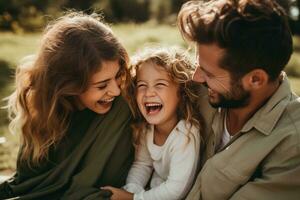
[7,12,130,166]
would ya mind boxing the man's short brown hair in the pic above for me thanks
[178,0,293,81]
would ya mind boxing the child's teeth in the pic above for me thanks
[146,103,161,106]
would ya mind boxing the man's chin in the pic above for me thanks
[208,96,222,108]
[209,101,222,108]
[209,99,249,109]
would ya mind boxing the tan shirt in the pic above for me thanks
[187,75,300,200]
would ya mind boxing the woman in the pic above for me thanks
[0,12,134,200]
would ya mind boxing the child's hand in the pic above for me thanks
[101,186,133,200]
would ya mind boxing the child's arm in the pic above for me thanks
[123,132,153,193]
[135,127,200,200]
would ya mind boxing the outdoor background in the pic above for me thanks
[1,0,300,175]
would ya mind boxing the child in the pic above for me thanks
[103,46,203,200]
[0,12,134,199]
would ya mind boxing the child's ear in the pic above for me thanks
[243,69,268,90]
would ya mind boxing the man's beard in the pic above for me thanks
[206,80,250,109]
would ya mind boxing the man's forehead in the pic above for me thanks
[194,44,229,74]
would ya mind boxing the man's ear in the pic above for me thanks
[243,69,268,89]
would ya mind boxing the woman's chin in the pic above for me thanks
[93,102,113,114]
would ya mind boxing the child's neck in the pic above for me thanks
[153,118,179,146]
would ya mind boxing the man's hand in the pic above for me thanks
[101,186,133,200]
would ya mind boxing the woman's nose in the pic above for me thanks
[107,79,121,96]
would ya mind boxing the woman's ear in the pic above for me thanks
[243,69,268,90]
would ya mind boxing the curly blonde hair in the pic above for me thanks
[126,46,203,147]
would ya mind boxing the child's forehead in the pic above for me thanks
[136,63,175,83]
[137,61,168,73]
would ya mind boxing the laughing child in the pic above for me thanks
[103,46,203,200]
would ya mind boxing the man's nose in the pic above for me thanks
[192,66,205,83]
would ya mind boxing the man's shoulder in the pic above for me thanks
[280,94,300,129]
[272,94,300,149]
[285,93,300,110]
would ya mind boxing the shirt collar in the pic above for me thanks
[241,72,292,135]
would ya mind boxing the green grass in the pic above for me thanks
[0,32,41,66]
[111,22,187,54]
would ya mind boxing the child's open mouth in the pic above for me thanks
[145,103,163,114]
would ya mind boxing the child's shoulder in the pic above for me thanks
[166,120,200,153]
[176,120,199,137]
[169,120,200,146]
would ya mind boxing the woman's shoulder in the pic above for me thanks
[105,96,132,118]
[114,96,131,111]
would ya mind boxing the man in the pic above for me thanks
[178,0,300,199]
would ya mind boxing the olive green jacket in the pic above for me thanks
[0,96,134,200]
[187,75,300,200]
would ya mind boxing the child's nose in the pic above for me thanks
[145,87,156,97]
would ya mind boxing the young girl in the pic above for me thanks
[0,12,134,199]
[103,46,203,200]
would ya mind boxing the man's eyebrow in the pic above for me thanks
[196,54,213,75]
[199,65,214,76]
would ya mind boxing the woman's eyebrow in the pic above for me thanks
[93,68,121,85]
[93,79,110,85]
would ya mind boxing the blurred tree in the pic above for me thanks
[93,0,114,21]
[150,0,188,23]
[170,0,189,14]
[0,0,52,32]
[275,0,300,35]
[6,0,298,32]
[110,0,150,22]
[62,0,98,10]
[295,0,300,34]
[151,0,171,22]
[0,0,153,30]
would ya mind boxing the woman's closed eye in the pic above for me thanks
[97,84,107,90]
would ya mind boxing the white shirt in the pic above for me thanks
[219,112,233,149]
[123,120,200,200]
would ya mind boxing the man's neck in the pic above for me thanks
[226,80,281,136]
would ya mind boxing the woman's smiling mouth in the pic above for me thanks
[98,97,115,104]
